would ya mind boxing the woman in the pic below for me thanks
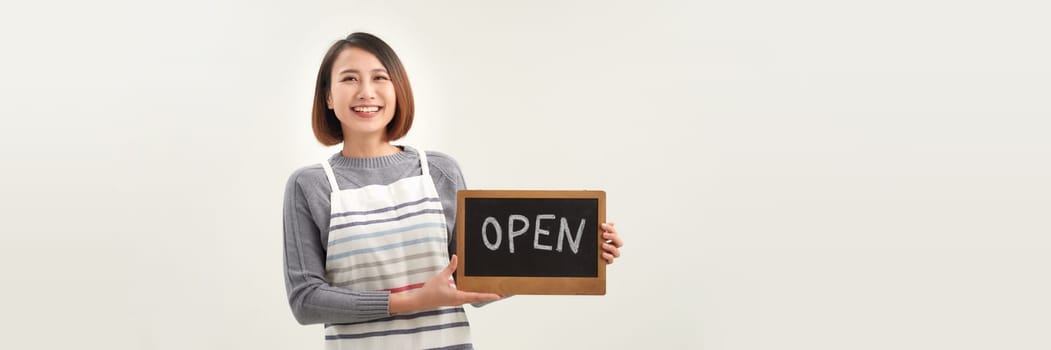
[283,32,624,349]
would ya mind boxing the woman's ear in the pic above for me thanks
[326,92,333,109]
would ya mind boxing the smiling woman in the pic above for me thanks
[283,32,624,349]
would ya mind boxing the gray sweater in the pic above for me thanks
[282,147,466,325]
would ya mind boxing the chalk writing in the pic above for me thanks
[480,214,586,254]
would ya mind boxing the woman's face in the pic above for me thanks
[327,47,397,140]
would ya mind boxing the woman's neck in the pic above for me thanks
[341,137,400,158]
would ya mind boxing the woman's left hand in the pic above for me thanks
[600,222,623,264]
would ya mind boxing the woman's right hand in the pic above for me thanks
[390,255,501,314]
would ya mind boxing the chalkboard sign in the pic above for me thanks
[455,190,606,295]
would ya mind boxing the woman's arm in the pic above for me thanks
[283,170,390,325]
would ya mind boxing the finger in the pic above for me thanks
[603,232,624,248]
[441,255,459,278]
[601,223,616,232]
[602,243,621,258]
[458,291,501,303]
[603,252,615,264]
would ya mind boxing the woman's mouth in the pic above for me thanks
[351,105,382,118]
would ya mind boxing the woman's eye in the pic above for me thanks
[341,76,357,82]
[375,76,390,81]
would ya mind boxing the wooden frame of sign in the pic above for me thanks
[455,190,606,295]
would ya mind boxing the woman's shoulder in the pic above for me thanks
[285,162,328,190]
[424,149,461,169]
[422,150,465,182]
[423,150,460,167]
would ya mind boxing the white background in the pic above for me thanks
[2,0,1049,349]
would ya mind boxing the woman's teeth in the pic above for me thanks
[352,106,380,112]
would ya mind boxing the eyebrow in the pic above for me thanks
[337,68,388,75]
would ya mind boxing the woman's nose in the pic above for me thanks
[356,81,376,100]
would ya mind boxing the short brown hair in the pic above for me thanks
[311,32,415,146]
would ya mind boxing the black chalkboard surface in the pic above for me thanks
[455,190,606,295]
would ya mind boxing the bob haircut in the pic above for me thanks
[312,32,415,146]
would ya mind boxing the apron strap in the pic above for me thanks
[418,148,431,177]
[320,160,340,192]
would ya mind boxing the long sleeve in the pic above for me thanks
[283,168,391,325]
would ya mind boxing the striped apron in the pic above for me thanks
[320,148,472,349]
